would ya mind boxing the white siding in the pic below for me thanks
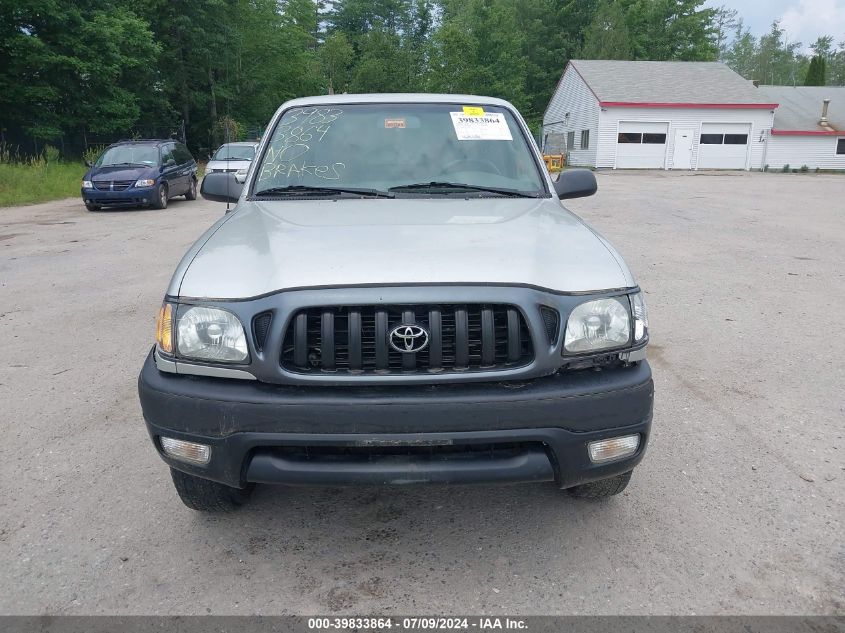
[542,66,600,167]
[764,135,845,170]
[596,106,775,170]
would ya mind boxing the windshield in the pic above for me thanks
[96,145,159,167]
[212,144,255,161]
[253,103,546,197]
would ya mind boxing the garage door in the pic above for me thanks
[615,122,668,169]
[697,123,750,169]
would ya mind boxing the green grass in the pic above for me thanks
[0,161,86,207]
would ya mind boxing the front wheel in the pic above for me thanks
[567,470,632,498]
[153,183,168,209]
[170,468,254,512]
[85,203,101,211]
[185,177,197,200]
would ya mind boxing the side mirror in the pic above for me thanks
[84,160,93,168]
[163,158,176,168]
[201,172,243,203]
[553,169,597,200]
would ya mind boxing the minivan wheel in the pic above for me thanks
[567,470,632,498]
[153,183,168,209]
[170,468,254,512]
[85,203,101,211]
[185,177,197,200]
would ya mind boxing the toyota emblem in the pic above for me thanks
[388,324,430,354]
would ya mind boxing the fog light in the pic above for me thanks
[160,437,211,465]
[588,434,639,463]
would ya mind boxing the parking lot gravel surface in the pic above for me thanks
[0,171,842,615]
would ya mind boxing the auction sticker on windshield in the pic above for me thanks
[450,112,513,141]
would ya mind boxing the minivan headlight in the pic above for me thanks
[176,306,248,362]
[135,179,156,187]
[564,297,630,353]
[82,180,93,189]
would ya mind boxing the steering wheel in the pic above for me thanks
[440,158,502,176]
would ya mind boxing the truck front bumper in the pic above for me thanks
[138,350,653,489]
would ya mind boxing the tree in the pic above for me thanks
[711,5,739,61]
[320,33,355,94]
[579,0,632,60]
[804,55,826,85]
[0,1,161,144]
[724,21,757,79]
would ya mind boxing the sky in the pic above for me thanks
[706,0,845,49]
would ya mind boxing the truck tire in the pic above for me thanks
[567,470,632,498]
[170,468,253,512]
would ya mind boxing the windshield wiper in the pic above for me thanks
[253,185,394,198]
[216,157,250,161]
[103,162,147,167]
[389,181,540,198]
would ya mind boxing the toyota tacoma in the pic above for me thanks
[138,94,653,511]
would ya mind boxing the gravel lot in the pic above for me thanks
[0,172,842,615]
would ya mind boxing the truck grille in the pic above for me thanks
[281,304,532,375]
[93,180,134,191]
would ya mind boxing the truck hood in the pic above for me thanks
[175,197,633,299]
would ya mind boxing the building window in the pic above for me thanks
[581,129,590,149]
[567,131,575,150]
[724,134,749,145]
[837,138,845,155]
[700,134,723,144]
[618,132,642,143]
[643,133,667,144]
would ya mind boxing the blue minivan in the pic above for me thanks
[81,139,197,211]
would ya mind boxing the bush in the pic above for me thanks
[782,164,790,173]
[800,164,808,172]
[43,144,60,164]
[83,144,107,166]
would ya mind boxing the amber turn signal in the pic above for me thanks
[155,303,173,354]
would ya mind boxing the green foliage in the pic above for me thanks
[83,145,107,166]
[0,147,85,207]
[580,0,632,60]
[1,0,843,156]
[724,21,845,86]
[804,55,826,86]
[43,145,60,164]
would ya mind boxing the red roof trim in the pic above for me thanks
[600,101,778,109]
[770,129,842,136]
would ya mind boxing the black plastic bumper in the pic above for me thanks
[138,350,653,489]
[81,188,157,207]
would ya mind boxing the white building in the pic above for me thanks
[756,85,845,170]
[543,60,778,170]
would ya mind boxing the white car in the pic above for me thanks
[205,142,258,179]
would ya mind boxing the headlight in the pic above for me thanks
[82,180,93,189]
[630,292,648,343]
[564,297,630,353]
[176,306,248,362]
[135,179,156,187]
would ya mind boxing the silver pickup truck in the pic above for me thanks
[138,94,652,511]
